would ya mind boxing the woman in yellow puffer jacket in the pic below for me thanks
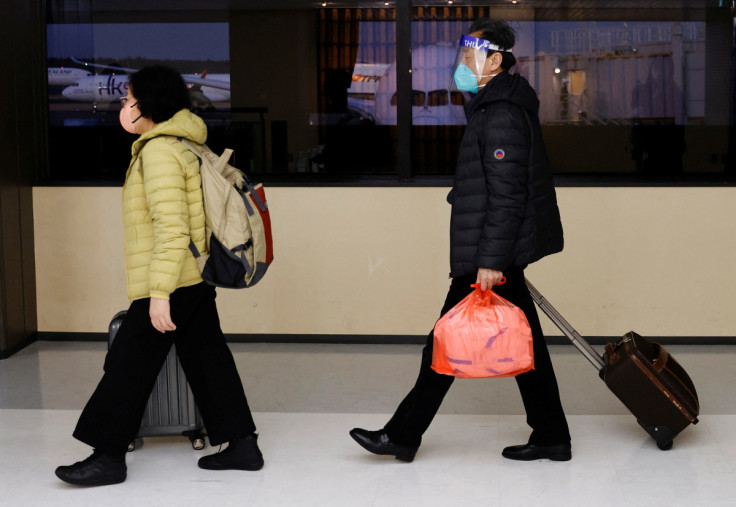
[56,67,263,487]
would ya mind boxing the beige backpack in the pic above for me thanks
[179,138,273,288]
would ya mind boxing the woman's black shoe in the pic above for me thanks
[55,451,127,486]
[501,442,572,461]
[198,433,264,471]
[349,428,418,462]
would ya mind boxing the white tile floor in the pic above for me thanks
[1,341,735,506]
[2,411,734,507]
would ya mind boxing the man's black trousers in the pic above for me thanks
[384,267,571,448]
[73,282,256,455]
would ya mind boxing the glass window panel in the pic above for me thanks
[41,1,736,183]
[408,3,732,178]
[45,1,398,181]
[409,10,470,174]
[316,6,397,175]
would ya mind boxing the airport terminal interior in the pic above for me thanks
[1,340,735,506]
[2,0,735,505]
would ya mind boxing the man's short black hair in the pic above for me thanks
[129,66,191,124]
[469,18,517,71]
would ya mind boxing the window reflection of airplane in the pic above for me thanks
[60,58,230,107]
[374,43,467,126]
[347,63,391,114]
[48,67,92,86]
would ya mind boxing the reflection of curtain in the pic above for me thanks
[318,8,395,173]
[47,0,94,24]
[320,9,389,112]
[46,1,95,69]
[411,6,487,174]
[412,6,490,45]
[317,6,492,174]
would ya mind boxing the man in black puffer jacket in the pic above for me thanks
[350,19,571,462]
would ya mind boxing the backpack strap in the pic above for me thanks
[244,182,267,212]
[179,137,206,262]
[178,137,234,174]
[189,241,201,258]
[178,137,204,158]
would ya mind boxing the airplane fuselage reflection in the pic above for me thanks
[48,67,92,86]
[61,74,231,103]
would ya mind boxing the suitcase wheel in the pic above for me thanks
[187,430,206,450]
[127,438,144,452]
[657,439,673,451]
[640,423,676,451]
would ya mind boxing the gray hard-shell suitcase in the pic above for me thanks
[109,311,206,451]
[525,279,699,450]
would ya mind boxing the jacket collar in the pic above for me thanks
[131,109,207,156]
[463,71,540,119]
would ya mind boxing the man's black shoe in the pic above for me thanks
[502,442,572,461]
[198,433,264,471]
[55,451,127,486]
[349,428,418,462]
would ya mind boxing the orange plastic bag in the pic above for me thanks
[431,284,534,378]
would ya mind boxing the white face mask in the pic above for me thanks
[119,101,141,134]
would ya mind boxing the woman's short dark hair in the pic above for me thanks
[129,66,191,124]
[469,18,517,71]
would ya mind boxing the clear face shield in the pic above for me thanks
[449,35,510,94]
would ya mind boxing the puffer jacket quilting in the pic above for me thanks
[122,109,208,301]
[448,71,563,277]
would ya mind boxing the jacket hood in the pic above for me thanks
[464,71,540,119]
[132,109,207,155]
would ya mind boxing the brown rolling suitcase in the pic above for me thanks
[526,279,699,450]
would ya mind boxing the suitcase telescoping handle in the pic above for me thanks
[525,278,606,371]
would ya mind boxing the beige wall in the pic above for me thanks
[34,186,736,337]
